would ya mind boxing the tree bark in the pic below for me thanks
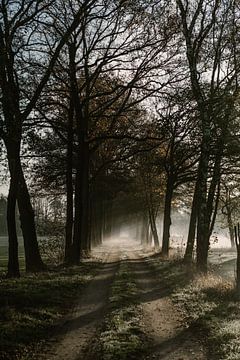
[184,187,198,263]
[234,224,240,299]
[72,127,90,261]
[148,208,159,249]
[6,149,20,278]
[162,176,174,256]
[196,131,211,273]
[65,96,74,263]
[227,205,235,248]
[140,212,149,246]
[205,140,224,247]
[68,43,90,263]
[17,166,45,272]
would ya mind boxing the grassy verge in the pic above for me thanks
[0,262,99,360]
[93,261,146,360]
[174,273,240,360]
[148,255,240,360]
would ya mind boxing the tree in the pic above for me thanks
[0,0,96,276]
[29,0,177,264]
[138,152,163,249]
[176,0,239,271]
[159,97,199,256]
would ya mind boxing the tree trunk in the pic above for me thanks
[141,213,149,246]
[65,96,74,263]
[184,187,198,263]
[227,206,235,248]
[208,181,221,242]
[196,133,210,273]
[234,224,240,299]
[17,166,45,272]
[205,139,224,249]
[72,135,90,260]
[80,141,90,254]
[147,224,153,246]
[149,209,159,249]
[6,161,20,278]
[162,176,174,256]
[68,43,90,263]
[5,140,21,277]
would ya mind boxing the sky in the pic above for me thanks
[0,184,8,195]
[0,162,8,195]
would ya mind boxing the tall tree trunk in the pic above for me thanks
[149,208,159,249]
[68,43,90,263]
[196,130,211,273]
[17,167,45,272]
[141,212,149,246]
[65,96,74,263]
[72,135,90,260]
[6,148,20,277]
[162,176,174,256]
[71,160,82,264]
[227,205,235,248]
[184,187,198,263]
[205,140,224,241]
[234,224,240,299]
[80,141,90,254]
[208,181,221,243]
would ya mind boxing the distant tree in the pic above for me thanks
[138,152,163,249]
[158,96,199,256]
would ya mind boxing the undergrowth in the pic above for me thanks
[0,262,99,360]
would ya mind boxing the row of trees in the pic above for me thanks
[1,0,240,276]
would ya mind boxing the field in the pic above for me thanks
[0,236,25,271]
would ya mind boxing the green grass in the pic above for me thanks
[0,262,99,360]
[93,262,146,360]
[0,256,25,273]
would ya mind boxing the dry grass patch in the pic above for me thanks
[173,271,240,360]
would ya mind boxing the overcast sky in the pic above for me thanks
[0,183,8,195]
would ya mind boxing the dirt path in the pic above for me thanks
[124,248,207,360]
[42,242,121,360]
[42,239,207,360]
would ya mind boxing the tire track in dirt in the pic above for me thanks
[42,243,121,360]
[125,249,207,360]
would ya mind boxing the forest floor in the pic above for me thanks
[1,239,240,360]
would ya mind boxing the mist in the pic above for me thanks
[101,209,233,250]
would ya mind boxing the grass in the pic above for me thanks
[174,273,240,360]
[93,261,146,360]
[0,243,25,273]
[149,255,240,360]
[0,262,100,360]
